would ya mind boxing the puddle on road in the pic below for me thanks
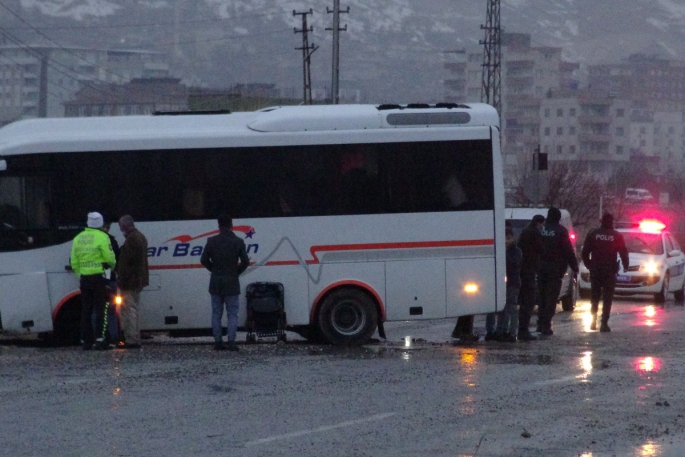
[478,352,558,366]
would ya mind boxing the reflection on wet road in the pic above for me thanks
[1,298,685,456]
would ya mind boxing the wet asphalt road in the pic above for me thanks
[1,298,685,457]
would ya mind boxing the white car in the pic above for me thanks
[578,220,685,302]
[505,207,578,311]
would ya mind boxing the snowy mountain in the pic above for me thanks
[4,0,685,102]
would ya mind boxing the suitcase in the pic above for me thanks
[245,282,287,343]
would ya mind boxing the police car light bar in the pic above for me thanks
[639,219,666,234]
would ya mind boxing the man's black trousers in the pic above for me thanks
[590,266,617,323]
[537,266,563,332]
[518,270,537,333]
[79,274,107,345]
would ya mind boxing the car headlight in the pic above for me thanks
[641,261,660,275]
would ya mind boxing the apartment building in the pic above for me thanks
[539,91,632,176]
[443,33,579,178]
[0,44,169,124]
[64,78,188,117]
[588,54,685,112]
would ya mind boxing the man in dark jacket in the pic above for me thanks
[581,213,629,332]
[201,214,250,351]
[537,207,579,336]
[117,215,149,349]
[517,214,545,341]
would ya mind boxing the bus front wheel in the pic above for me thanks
[317,288,378,346]
[51,298,82,346]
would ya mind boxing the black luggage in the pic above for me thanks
[245,282,286,343]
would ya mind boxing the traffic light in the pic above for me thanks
[537,152,548,171]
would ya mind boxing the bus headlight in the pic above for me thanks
[114,295,123,306]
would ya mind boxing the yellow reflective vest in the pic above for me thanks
[70,228,116,277]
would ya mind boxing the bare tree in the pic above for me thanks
[508,162,607,234]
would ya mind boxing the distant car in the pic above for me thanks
[505,207,578,311]
[578,220,685,302]
[624,188,654,201]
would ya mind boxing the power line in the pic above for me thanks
[0,1,132,85]
[0,11,279,31]
[326,0,349,104]
[0,28,133,105]
[293,9,318,105]
[480,0,501,115]
[154,28,293,48]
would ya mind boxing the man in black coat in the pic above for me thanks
[201,214,250,351]
[517,214,545,341]
[581,213,629,332]
[537,207,579,336]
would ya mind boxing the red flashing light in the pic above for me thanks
[639,219,666,234]
[570,233,576,241]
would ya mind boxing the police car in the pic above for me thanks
[578,220,685,302]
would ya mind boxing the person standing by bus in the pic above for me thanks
[117,215,149,349]
[581,213,629,332]
[100,220,121,347]
[537,207,578,336]
[484,226,522,342]
[517,214,545,341]
[200,214,250,351]
[70,212,116,350]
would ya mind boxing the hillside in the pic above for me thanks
[4,0,685,102]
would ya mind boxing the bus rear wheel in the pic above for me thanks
[317,288,378,346]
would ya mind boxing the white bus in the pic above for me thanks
[0,103,504,345]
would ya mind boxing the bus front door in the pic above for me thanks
[0,271,53,334]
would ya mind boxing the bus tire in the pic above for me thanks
[316,288,378,346]
[290,325,323,343]
[51,298,82,346]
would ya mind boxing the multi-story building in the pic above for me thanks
[539,90,632,176]
[0,44,169,124]
[588,54,685,112]
[443,33,580,180]
[64,78,188,117]
[629,109,685,172]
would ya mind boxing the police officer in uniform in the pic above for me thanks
[70,212,116,350]
[537,207,579,336]
[581,213,629,332]
[517,214,545,341]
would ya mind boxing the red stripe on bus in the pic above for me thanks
[148,239,494,270]
[310,280,386,324]
[306,239,494,264]
[264,260,301,266]
[53,290,81,320]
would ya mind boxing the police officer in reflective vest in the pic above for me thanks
[538,207,579,336]
[581,213,629,332]
[70,212,116,350]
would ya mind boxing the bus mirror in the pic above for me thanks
[0,159,6,171]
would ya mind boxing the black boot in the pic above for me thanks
[518,330,538,341]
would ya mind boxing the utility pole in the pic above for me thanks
[326,0,349,104]
[293,9,319,105]
[480,0,501,115]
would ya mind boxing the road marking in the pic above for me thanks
[245,412,396,446]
